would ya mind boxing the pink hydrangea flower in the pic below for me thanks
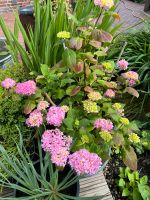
[94,118,113,132]
[104,89,115,98]
[26,110,43,127]
[37,101,49,111]
[15,80,37,96]
[47,106,65,127]
[117,59,128,70]
[128,79,136,87]
[94,0,114,9]
[121,71,139,81]
[1,78,16,89]
[41,129,72,167]
[69,149,102,175]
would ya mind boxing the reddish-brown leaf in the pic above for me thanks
[125,87,139,98]
[123,146,137,171]
[70,86,81,96]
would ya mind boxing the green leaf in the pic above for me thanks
[138,184,150,200]
[122,188,130,197]
[41,64,50,77]
[128,173,134,182]
[23,100,36,115]
[140,176,148,185]
[133,188,142,200]
[62,49,76,68]
[118,178,125,187]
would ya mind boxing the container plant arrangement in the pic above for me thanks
[0,0,144,199]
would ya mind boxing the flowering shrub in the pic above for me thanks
[0,0,141,173]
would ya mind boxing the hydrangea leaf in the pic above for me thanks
[23,100,36,114]
[125,87,139,98]
[123,146,137,171]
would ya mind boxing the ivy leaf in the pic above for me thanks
[123,146,137,171]
[125,87,139,98]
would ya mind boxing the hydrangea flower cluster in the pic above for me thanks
[1,78,16,89]
[113,103,124,116]
[83,100,98,113]
[104,89,115,98]
[88,91,102,101]
[120,117,129,125]
[94,118,113,132]
[122,71,138,81]
[100,132,112,142]
[41,129,72,167]
[15,80,37,96]
[68,149,102,175]
[117,59,128,70]
[94,0,114,9]
[47,106,66,127]
[61,105,70,113]
[128,79,136,87]
[26,110,43,127]
[57,31,70,39]
[37,101,49,111]
[129,133,140,144]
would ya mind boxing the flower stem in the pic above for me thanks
[94,8,104,29]
[44,92,56,106]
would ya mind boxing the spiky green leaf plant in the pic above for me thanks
[0,0,121,73]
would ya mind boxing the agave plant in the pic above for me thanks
[0,129,105,200]
[0,0,121,73]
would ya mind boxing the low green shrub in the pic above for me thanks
[118,167,150,200]
[0,64,33,180]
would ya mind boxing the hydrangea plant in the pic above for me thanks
[0,0,141,173]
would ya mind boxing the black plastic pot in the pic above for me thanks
[19,5,35,52]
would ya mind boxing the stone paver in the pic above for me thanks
[117,0,145,30]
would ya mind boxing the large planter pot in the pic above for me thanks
[19,5,35,52]
[0,37,13,69]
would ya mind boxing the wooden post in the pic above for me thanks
[144,0,150,12]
